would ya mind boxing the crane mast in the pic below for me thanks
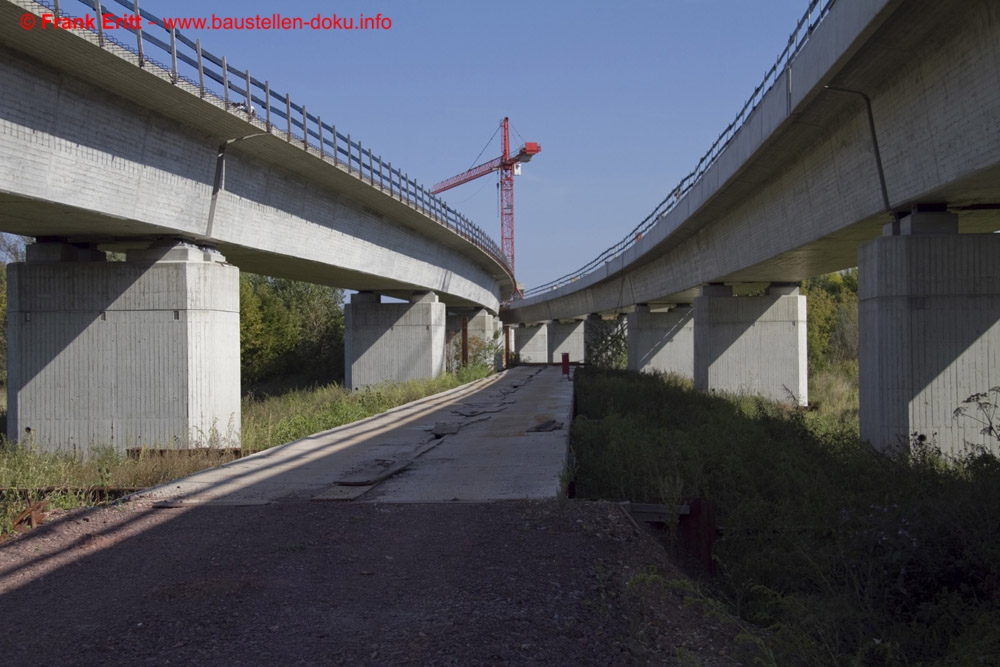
[431,117,540,281]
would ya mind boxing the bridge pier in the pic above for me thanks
[7,240,241,454]
[345,291,445,389]
[627,304,694,377]
[513,323,548,364]
[549,319,585,363]
[693,283,807,405]
[859,210,1000,454]
[446,307,498,369]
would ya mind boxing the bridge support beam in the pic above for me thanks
[345,291,445,389]
[859,211,1000,454]
[549,319,585,363]
[627,304,694,377]
[7,240,241,454]
[513,323,548,364]
[693,283,807,405]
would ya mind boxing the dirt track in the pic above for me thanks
[0,498,755,666]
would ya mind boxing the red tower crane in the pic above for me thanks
[431,117,540,280]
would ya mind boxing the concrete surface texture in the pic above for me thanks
[627,305,694,377]
[547,320,585,364]
[134,366,571,506]
[345,291,446,389]
[859,216,1000,454]
[513,324,549,364]
[693,284,808,406]
[7,240,240,452]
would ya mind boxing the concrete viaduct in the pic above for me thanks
[0,0,511,452]
[3,0,1000,457]
[503,0,1000,454]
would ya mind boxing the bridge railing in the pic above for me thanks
[522,0,838,298]
[28,0,512,281]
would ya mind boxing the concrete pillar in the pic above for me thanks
[345,291,445,389]
[627,304,694,377]
[445,307,496,370]
[859,210,1000,454]
[513,323,548,364]
[693,283,808,405]
[7,240,241,454]
[549,319,585,363]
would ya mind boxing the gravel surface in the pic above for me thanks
[0,498,760,666]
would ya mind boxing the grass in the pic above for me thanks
[0,364,493,539]
[569,367,1000,665]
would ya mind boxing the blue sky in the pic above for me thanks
[137,0,812,290]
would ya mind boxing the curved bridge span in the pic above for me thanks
[0,0,512,451]
[504,0,1000,454]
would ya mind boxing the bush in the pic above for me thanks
[570,367,1000,665]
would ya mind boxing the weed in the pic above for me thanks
[571,367,1000,665]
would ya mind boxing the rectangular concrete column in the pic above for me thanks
[549,319,585,363]
[345,291,446,389]
[7,240,241,454]
[513,323,548,364]
[859,217,1000,454]
[445,307,497,370]
[627,305,694,377]
[693,284,808,405]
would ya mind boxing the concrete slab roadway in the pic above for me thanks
[133,366,572,507]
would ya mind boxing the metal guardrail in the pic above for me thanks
[26,0,513,282]
[522,0,838,298]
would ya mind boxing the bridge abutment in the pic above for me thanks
[7,240,241,454]
[693,284,808,405]
[858,211,1000,454]
[345,291,446,389]
[627,304,694,377]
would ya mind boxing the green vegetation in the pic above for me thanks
[0,235,498,537]
[0,364,493,538]
[570,367,1000,665]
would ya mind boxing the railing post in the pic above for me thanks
[285,94,291,141]
[196,39,204,97]
[358,141,363,178]
[317,117,324,158]
[378,157,384,189]
[387,162,393,196]
[367,150,374,185]
[222,55,229,107]
[346,134,352,174]
[95,2,104,46]
[169,28,178,84]
[264,81,271,131]
[332,126,337,165]
[53,0,60,16]
[134,0,144,67]
[244,69,252,115]
[302,105,308,149]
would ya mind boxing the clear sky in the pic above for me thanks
[138,0,813,290]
